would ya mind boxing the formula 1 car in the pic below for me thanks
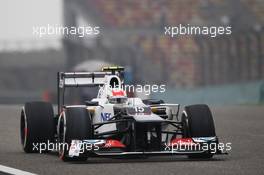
[20,66,226,161]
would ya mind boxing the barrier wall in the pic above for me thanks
[152,81,264,105]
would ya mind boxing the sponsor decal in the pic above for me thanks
[192,137,216,143]
[101,112,111,121]
[103,140,125,148]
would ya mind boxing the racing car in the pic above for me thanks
[20,66,226,161]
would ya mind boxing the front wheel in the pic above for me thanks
[57,107,92,161]
[182,104,216,159]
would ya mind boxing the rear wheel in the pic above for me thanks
[58,107,92,161]
[182,104,216,159]
[20,101,54,153]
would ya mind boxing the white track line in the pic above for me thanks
[0,165,37,175]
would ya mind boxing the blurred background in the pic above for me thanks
[0,0,264,105]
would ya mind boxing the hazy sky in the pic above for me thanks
[0,0,62,41]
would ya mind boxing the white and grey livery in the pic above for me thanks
[20,66,226,161]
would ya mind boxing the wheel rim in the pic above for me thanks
[57,111,67,159]
[20,108,28,148]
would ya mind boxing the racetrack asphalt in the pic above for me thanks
[0,105,263,175]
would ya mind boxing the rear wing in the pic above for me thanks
[58,72,109,88]
[58,66,124,88]
[57,66,125,113]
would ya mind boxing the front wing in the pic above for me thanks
[66,137,227,158]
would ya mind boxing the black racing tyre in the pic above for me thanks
[182,104,216,159]
[20,101,55,153]
[58,107,92,162]
[183,104,216,137]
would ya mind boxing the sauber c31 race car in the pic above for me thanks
[20,66,226,161]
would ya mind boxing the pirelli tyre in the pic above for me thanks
[182,104,216,159]
[20,101,55,153]
[57,107,92,162]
